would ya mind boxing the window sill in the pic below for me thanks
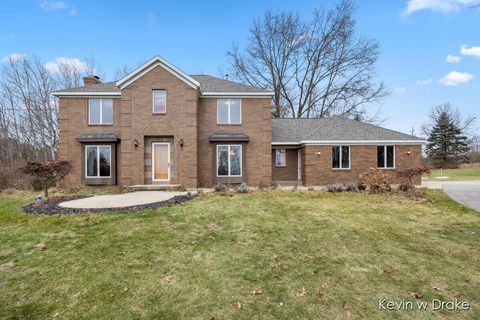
[332,168,351,171]
[88,124,113,126]
[152,112,167,115]
[217,123,242,126]
[378,167,396,170]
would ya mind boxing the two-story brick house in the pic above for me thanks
[53,56,424,188]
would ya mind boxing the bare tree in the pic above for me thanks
[227,0,388,119]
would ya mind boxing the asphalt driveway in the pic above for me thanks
[422,180,480,212]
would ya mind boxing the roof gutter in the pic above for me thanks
[52,91,121,97]
[272,140,426,146]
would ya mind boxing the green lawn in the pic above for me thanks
[423,167,480,181]
[0,191,479,319]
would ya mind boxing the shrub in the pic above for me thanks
[344,182,359,192]
[396,165,430,191]
[213,183,228,193]
[236,182,249,193]
[357,183,367,191]
[17,160,71,197]
[326,183,344,192]
[358,167,390,194]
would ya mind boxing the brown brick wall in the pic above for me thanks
[272,148,299,181]
[197,98,272,187]
[303,144,422,185]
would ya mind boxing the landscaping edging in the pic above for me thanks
[22,194,195,215]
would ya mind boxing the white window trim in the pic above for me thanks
[85,145,112,178]
[152,90,167,114]
[332,145,350,170]
[275,149,287,167]
[216,144,242,177]
[88,99,113,125]
[152,142,170,182]
[377,145,396,169]
[217,99,242,125]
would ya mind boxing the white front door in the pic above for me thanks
[152,142,170,182]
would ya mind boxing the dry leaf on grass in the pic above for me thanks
[315,290,324,298]
[342,301,351,310]
[430,284,442,291]
[207,223,217,230]
[277,302,284,308]
[297,286,307,297]
[409,291,422,299]
[123,287,128,292]
[164,276,172,283]
[319,283,327,289]
[383,267,391,276]
[236,301,242,309]
[250,289,262,295]
[37,242,47,251]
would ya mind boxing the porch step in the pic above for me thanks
[128,184,183,191]
[274,180,303,187]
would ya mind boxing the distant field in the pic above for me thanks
[423,167,480,181]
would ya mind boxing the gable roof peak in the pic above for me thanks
[115,55,200,90]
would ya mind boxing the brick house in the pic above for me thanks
[53,56,424,188]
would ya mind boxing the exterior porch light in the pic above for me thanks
[133,139,139,149]
[316,151,321,157]
[406,149,411,155]
[179,138,184,149]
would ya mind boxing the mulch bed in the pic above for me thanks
[22,194,195,215]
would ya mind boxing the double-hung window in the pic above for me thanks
[85,145,111,178]
[88,99,112,124]
[377,145,395,168]
[332,145,350,169]
[275,149,286,167]
[217,99,241,124]
[217,145,242,176]
[153,90,166,113]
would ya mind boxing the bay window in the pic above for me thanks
[86,145,111,178]
[217,145,242,176]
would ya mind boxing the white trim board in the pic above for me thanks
[52,92,121,97]
[116,55,200,90]
[272,140,425,146]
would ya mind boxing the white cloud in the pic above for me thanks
[402,0,475,16]
[438,71,474,86]
[460,44,480,57]
[416,78,432,85]
[44,57,87,73]
[393,87,407,94]
[40,1,76,15]
[1,52,27,62]
[446,54,461,63]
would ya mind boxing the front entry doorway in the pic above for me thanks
[152,142,170,182]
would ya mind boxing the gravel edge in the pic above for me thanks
[22,194,195,215]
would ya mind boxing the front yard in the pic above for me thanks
[423,167,480,181]
[0,190,479,319]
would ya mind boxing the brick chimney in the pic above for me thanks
[83,75,101,87]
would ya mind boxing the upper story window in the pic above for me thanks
[377,145,395,168]
[217,99,241,124]
[88,99,113,125]
[275,149,286,167]
[332,145,350,169]
[153,90,166,113]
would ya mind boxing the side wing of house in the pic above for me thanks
[271,118,425,186]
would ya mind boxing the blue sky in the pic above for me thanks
[1,0,479,136]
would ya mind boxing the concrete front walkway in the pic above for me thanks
[59,191,192,209]
[422,180,480,212]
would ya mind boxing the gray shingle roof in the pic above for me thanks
[54,75,270,94]
[272,117,424,143]
[190,75,270,93]
[54,81,119,93]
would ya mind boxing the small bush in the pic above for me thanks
[357,183,367,191]
[236,182,249,193]
[397,165,430,192]
[358,168,391,194]
[326,183,344,192]
[17,160,71,197]
[213,183,228,193]
[344,182,359,192]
